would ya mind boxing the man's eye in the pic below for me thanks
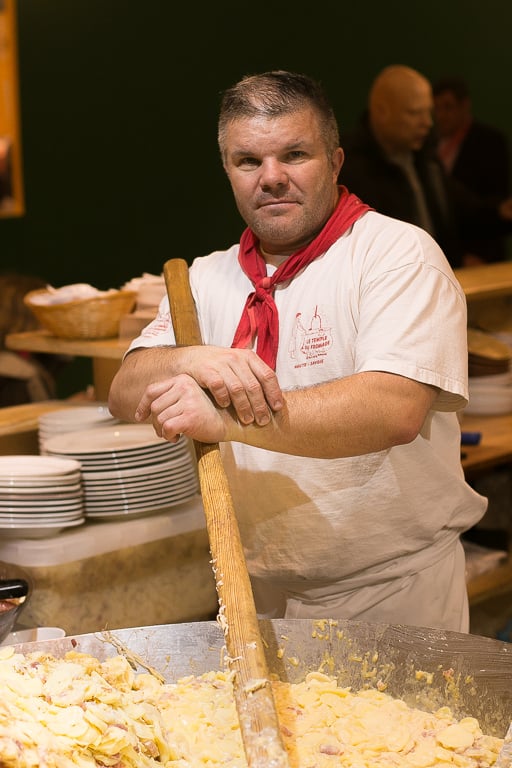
[287,150,306,162]
[238,157,259,168]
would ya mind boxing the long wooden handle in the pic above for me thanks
[163,258,289,768]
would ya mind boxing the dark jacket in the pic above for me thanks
[450,120,510,201]
[339,115,509,267]
[447,120,510,262]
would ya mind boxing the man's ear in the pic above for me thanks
[333,146,344,177]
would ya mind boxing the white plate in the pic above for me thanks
[80,452,193,482]
[45,448,184,473]
[85,494,200,520]
[0,626,66,646]
[0,483,83,500]
[0,518,85,538]
[0,455,81,478]
[47,438,185,460]
[0,510,84,521]
[0,472,83,489]
[39,404,113,426]
[0,511,84,522]
[0,494,83,507]
[44,424,174,455]
[83,481,198,510]
[83,469,197,497]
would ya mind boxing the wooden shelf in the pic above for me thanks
[454,262,512,301]
[467,558,512,606]
[5,330,131,400]
[5,330,129,360]
[461,413,512,474]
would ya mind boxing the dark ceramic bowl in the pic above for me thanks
[0,579,30,643]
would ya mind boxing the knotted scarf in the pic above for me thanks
[231,185,372,369]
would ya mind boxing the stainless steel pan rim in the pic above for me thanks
[6,617,512,738]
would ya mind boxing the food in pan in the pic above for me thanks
[0,644,504,767]
[0,599,19,613]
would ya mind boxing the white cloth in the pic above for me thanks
[129,211,487,630]
[251,539,469,632]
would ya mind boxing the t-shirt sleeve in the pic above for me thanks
[354,242,468,412]
[125,296,175,358]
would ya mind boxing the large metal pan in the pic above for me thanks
[8,618,512,739]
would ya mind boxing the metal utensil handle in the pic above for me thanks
[0,578,29,599]
[163,258,289,768]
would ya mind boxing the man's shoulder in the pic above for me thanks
[350,211,458,275]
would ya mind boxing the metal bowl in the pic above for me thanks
[0,578,30,643]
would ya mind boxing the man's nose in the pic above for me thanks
[259,158,289,189]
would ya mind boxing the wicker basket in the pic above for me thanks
[23,289,138,340]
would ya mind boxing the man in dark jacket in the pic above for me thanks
[433,75,511,263]
[339,65,512,268]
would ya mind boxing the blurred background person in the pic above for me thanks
[339,65,512,268]
[0,272,79,406]
[433,75,511,263]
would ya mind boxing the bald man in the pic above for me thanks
[339,65,512,267]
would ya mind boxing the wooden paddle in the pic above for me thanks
[163,258,289,768]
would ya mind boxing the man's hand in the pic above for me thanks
[165,345,283,426]
[135,373,230,444]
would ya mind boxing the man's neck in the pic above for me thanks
[259,247,291,268]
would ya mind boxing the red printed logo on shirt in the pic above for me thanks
[289,307,333,367]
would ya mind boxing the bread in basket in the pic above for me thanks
[24,285,137,340]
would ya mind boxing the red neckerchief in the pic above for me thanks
[231,185,372,369]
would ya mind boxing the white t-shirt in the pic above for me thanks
[129,211,486,590]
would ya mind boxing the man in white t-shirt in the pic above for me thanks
[108,70,486,632]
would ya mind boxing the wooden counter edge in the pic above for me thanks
[467,558,512,606]
[5,330,130,360]
[454,262,512,300]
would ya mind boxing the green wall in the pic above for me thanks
[3,0,512,290]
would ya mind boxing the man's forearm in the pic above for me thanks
[223,372,437,459]
[108,346,183,422]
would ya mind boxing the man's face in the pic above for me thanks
[222,107,343,264]
[380,81,434,153]
[434,91,469,138]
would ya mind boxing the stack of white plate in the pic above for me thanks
[0,456,85,538]
[466,369,512,415]
[44,424,199,520]
[39,403,118,453]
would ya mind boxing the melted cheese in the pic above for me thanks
[0,645,503,767]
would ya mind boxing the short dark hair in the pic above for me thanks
[218,70,340,161]
[432,76,470,101]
